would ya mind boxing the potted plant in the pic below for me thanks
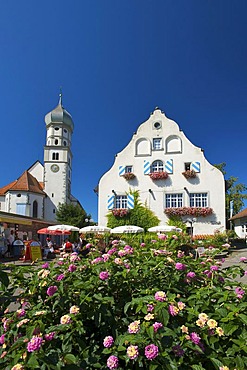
[149,171,169,180]
[182,169,197,179]
[112,208,129,217]
[122,173,136,180]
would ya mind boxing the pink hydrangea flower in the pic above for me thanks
[44,332,55,341]
[42,262,49,269]
[210,265,219,271]
[107,355,119,369]
[175,263,186,271]
[99,271,109,280]
[68,264,77,272]
[145,344,159,360]
[27,336,43,352]
[154,291,166,302]
[127,345,139,360]
[107,247,117,255]
[102,254,110,262]
[169,305,179,316]
[177,250,185,258]
[240,257,247,262]
[103,336,114,348]
[46,286,58,296]
[86,243,92,249]
[190,332,201,344]
[153,322,163,332]
[128,320,140,334]
[235,287,245,299]
[187,271,196,278]
[118,250,127,257]
[56,273,65,281]
[111,240,119,245]
[91,257,104,264]
[0,334,5,345]
[158,234,167,240]
[140,242,146,247]
[147,304,154,312]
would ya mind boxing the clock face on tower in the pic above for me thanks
[51,164,60,173]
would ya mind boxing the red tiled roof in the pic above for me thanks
[230,208,247,220]
[0,171,45,195]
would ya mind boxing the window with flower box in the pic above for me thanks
[189,193,208,207]
[165,193,183,208]
[151,160,164,172]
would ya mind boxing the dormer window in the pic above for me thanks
[55,127,59,131]
[55,139,58,145]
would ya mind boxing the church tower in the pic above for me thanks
[43,94,74,221]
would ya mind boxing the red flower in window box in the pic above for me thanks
[182,170,197,179]
[149,171,169,180]
[112,209,129,217]
[164,207,213,217]
[122,173,136,180]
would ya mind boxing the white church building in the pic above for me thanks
[98,108,226,235]
[0,95,80,222]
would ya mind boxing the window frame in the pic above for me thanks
[189,193,208,207]
[151,160,164,173]
[115,195,128,209]
[153,138,162,150]
[165,193,183,208]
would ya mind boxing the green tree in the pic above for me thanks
[106,191,160,231]
[214,162,247,223]
[56,203,91,229]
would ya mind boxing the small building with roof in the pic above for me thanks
[229,208,247,238]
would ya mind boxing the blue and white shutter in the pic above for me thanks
[144,160,150,175]
[107,195,115,210]
[165,159,173,174]
[118,165,125,176]
[191,161,200,173]
[127,194,134,209]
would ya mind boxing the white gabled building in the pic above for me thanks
[98,108,225,235]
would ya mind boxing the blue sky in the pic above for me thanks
[0,0,246,222]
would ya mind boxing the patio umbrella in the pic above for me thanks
[47,224,79,232]
[148,225,182,233]
[79,225,111,234]
[37,228,71,235]
[110,225,144,234]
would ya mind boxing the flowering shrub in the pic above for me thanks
[165,206,213,217]
[121,173,136,180]
[112,208,129,217]
[182,169,197,179]
[149,171,169,180]
[0,237,247,369]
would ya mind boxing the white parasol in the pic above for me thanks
[79,225,111,234]
[110,225,144,234]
